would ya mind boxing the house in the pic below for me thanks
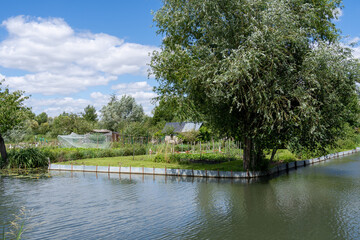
[162,122,203,144]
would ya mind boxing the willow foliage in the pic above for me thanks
[150,0,360,169]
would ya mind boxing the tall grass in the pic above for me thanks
[3,148,48,169]
[40,145,147,162]
[1,207,36,240]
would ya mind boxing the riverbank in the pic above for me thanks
[49,148,360,178]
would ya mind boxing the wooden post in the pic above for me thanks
[133,143,135,161]
[200,141,202,160]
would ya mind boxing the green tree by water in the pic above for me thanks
[0,80,29,167]
[150,0,360,170]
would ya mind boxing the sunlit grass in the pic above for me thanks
[56,154,245,171]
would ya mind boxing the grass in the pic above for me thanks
[55,154,245,171]
[53,148,317,172]
[267,149,299,163]
[52,144,358,172]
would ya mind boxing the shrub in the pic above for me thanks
[153,154,165,163]
[38,145,147,162]
[165,152,240,164]
[7,148,48,168]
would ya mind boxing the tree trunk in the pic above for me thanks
[269,148,278,163]
[243,136,252,170]
[243,136,262,171]
[0,133,8,167]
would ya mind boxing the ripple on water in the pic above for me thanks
[1,155,360,240]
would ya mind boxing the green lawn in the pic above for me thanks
[54,147,353,172]
[55,154,245,171]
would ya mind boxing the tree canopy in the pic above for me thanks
[151,0,360,169]
[82,105,98,122]
[100,95,145,131]
[0,80,29,165]
[36,112,48,125]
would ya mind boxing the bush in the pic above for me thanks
[7,148,48,168]
[38,145,147,162]
[153,152,240,164]
[153,154,165,163]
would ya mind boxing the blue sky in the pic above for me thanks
[0,0,359,117]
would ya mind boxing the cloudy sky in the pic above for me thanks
[0,0,359,117]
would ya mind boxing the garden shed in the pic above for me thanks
[92,129,119,142]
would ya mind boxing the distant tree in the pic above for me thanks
[50,113,93,137]
[0,80,29,167]
[152,98,177,124]
[35,112,48,125]
[100,95,144,131]
[82,105,98,122]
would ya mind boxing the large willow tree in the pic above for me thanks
[150,0,360,170]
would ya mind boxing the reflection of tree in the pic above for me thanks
[193,168,359,239]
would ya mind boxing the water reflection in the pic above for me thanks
[0,154,359,239]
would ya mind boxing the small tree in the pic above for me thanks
[82,105,98,122]
[50,113,94,137]
[0,80,29,167]
[35,112,48,125]
[100,95,145,131]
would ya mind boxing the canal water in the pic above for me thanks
[1,154,360,240]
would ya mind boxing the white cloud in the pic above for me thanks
[344,37,360,59]
[90,91,111,108]
[0,15,158,95]
[112,81,153,94]
[352,46,360,59]
[25,83,157,117]
[5,72,116,95]
[26,97,92,116]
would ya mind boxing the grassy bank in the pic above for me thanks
[54,145,359,172]
[54,149,298,172]
[55,154,244,171]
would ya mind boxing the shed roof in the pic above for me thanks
[93,129,112,133]
[162,122,202,133]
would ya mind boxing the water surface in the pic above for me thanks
[1,154,360,239]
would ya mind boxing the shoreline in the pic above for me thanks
[49,148,360,179]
